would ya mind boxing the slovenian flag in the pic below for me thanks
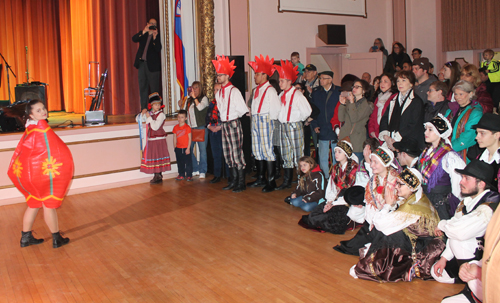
[174,0,189,102]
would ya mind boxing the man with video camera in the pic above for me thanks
[133,18,162,111]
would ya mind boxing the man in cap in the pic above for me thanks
[212,55,249,193]
[413,57,437,104]
[246,55,281,192]
[474,113,500,189]
[310,71,340,176]
[432,160,499,284]
[302,64,319,99]
[273,60,312,190]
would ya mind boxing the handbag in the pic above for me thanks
[191,128,206,142]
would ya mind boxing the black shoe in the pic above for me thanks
[52,231,70,248]
[247,160,266,187]
[275,168,293,190]
[262,161,277,193]
[284,196,291,204]
[223,167,238,190]
[20,231,44,247]
[232,168,247,193]
[210,176,221,184]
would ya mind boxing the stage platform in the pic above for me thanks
[0,111,179,206]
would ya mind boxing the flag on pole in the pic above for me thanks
[174,0,189,108]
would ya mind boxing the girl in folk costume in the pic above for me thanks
[247,55,281,192]
[137,93,171,184]
[273,60,312,190]
[445,80,483,162]
[350,168,445,282]
[297,139,360,234]
[418,114,465,220]
[8,100,73,248]
[285,156,326,212]
[334,146,399,255]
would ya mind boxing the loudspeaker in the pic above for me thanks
[318,24,346,45]
[15,85,48,107]
[227,56,246,101]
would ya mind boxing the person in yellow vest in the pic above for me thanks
[480,49,500,110]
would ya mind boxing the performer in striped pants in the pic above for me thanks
[273,60,312,190]
[212,55,249,193]
[247,55,281,192]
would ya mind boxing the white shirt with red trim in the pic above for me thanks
[250,81,280,120]
[215,83,249,122]
[277,87,312,123]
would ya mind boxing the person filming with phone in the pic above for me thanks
[133,18,162,111]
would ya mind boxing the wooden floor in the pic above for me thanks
[0,175,462,302]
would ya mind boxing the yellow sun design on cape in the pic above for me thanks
[12,157,23,178]
[42,157,62,177]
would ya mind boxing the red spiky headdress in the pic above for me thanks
[212,55,236,78]
[273,60,298,83]
[248,55,275,77]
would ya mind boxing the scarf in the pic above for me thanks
[254,81,268,98]
[220,82,232,99]
[365,167,398,209]
[388,89,412,132]
[397,193,441,240]
[418,141,453,184]
[376,91,392,124]
[209,99,220,125]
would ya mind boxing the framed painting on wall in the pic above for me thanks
[278,0,367,17]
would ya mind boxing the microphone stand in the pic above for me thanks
[0,52,17,104]
[25,46,30,85]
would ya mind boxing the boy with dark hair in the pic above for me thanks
[291,51,305,77]
[173,110,192,181]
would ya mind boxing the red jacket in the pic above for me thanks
[367,93,397,142]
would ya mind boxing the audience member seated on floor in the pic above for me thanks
[393,137,422,170]
[424,81,451,123]
[379,70,425,150]
[446,80,484,162]
[368,73,397,143]
[418,114,465,220]
[296,139,359,233]
[442,260,483,303]
[431,160,499,284]
[350,168,445,282]
[460,63,494,114]
[473,113,500,189]
[285,156,325,212]
[354,138,380,188]
[298,186,365,234]
[334,146,399,255]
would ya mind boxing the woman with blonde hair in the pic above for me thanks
[460,64,493,113]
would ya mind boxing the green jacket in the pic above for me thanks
[446,103,483,161]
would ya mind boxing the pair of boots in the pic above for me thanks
[275,168,294,190]
[247,160,277,192]
[222,167,246,193]
[21,231,70,248]
[150,173,163,184]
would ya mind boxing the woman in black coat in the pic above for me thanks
[384,42,412,75]
[378,70,425,150]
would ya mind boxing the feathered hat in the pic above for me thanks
[273,60,299,83]
[248,55,275,77]
[212,55,236,78]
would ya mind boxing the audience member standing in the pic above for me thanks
[413,57,437,104]
[132,19,162,110]
[368,73,397,142]
[302,64,320,100]
[384,42,411,75]
[205,83,225,184]
[310,71,340,177]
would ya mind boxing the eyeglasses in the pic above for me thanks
[352,85,363,90]
[216,74,225,77]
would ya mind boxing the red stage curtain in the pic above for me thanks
[0,0,149,115]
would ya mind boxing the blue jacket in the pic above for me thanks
[310,85,340,141]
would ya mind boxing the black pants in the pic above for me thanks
[138,61,160,110]
[175,147,192,178]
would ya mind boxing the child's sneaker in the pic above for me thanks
[192,171,200,176]
[175,176,184,181]
[186,177,193,181]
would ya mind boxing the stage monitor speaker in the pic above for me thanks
[15,85,48,107]
[318,24,346,45]
[227,55,246,101]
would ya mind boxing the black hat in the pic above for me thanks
[318,71,334,78]
[472,113,500,132]
[412,57,430,71]
[455,159,495,188]
[304,64,317,71]
[344,186,365,206]
[393,137,423,158]
[340,81,354,92]
[148,92,162,103]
